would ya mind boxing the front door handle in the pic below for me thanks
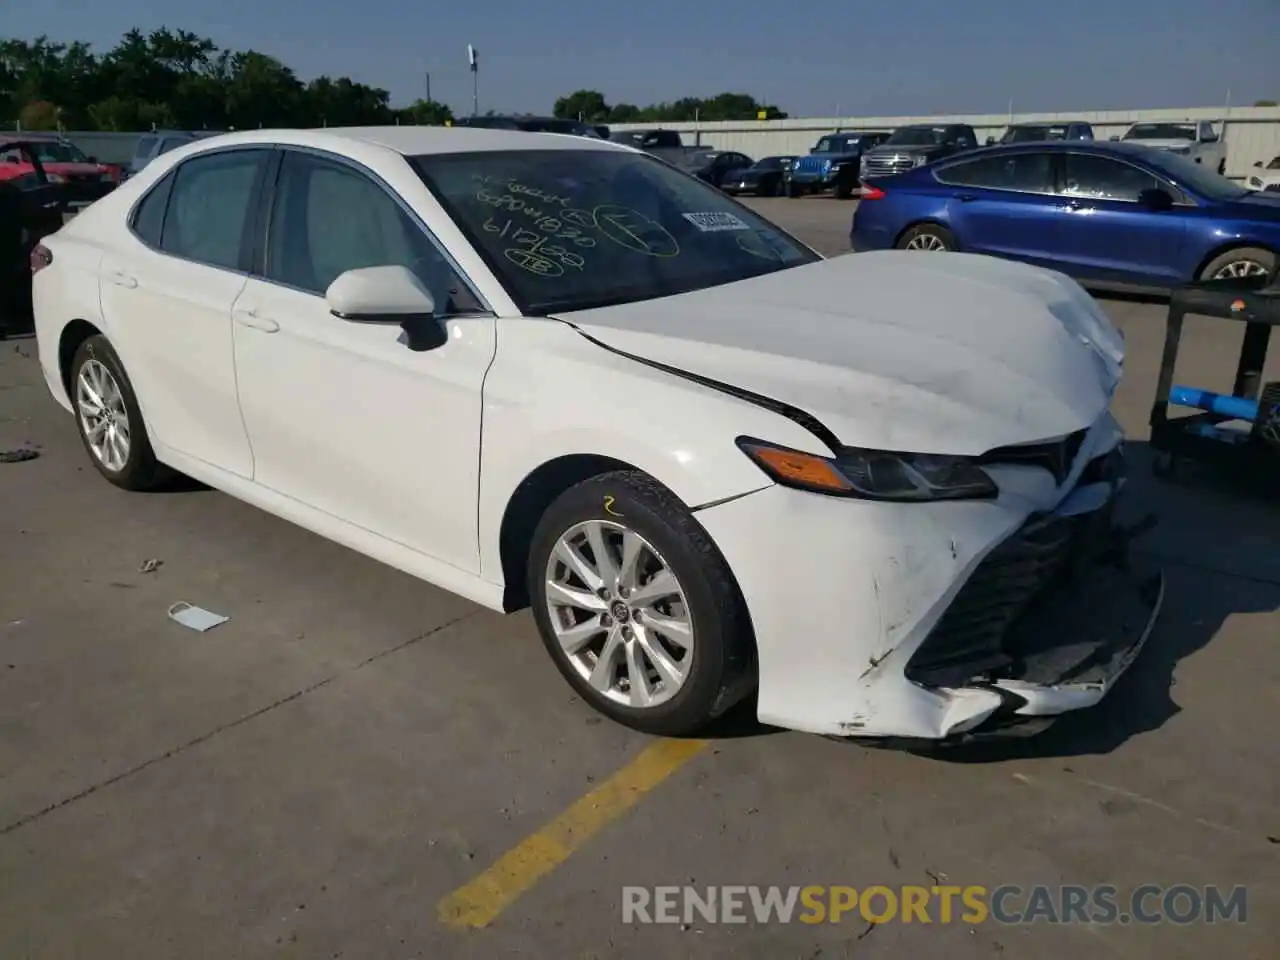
[955,193,977,202]
[106,269,138,289]
[233,308,280,333]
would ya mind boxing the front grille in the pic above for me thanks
[906,513,1096,687]
[978,429,1087,484]
[794,156,827,175]
[905,452,1119,688]
[862,153,916,177]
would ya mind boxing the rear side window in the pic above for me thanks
[160,149,267,270]
[132,136,157,161]
[157,138,187,156]
[935,152,1053,192]
[130,173,174,246]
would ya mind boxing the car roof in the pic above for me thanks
[178,125,629,157]
[1007,120,1089,126]
[0,135,60,149]
[942,140,1165,159]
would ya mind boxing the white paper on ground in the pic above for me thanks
[168,602,230,632]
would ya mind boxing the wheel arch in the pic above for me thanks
[58,318,103,396]
[1192,240,1278,281]
[498,453,641,612]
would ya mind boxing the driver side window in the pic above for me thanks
[264,151,481,313]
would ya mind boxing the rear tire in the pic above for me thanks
[527,470,755,736]
[833,180,853,200]
[1199,246,1276,282]
[69,335,170,490]
[896,223,956,252]
[786,181,803,198]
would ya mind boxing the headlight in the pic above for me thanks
[46,173,66,184]
[736,438,998,501]
[912,155,929,167]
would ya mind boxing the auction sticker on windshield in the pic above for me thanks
[682,212,751,232]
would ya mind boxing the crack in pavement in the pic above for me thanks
[0,610,483,838]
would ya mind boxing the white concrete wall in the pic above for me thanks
[612,106,1280,179]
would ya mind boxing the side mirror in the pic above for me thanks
[1255,161,1264,168]
[87,155,98,163]
[326,265,446,352]
[985,136,996,145]
[1109,135,1121,142]
[1137,188,1174,212]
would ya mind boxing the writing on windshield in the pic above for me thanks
[413,149,818,314]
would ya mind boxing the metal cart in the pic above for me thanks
[1149,271,1280,486]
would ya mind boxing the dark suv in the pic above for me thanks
[787,131,891,199]
[859,123,979,180]
[989,121,1094,145]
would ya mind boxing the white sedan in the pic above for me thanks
[31,126,1163,743]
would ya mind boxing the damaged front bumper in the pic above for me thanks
[872,511,1164,747]
[695,427,1165,742]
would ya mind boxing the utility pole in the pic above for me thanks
[425,72,431,103]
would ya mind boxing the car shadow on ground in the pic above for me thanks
[932,440,1279,763]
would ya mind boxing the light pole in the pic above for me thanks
[468,45,479,116]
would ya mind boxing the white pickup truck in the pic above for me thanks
[1116,120,1227,175]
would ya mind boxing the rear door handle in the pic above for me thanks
[106,269,137,289]
[232,308,280,333]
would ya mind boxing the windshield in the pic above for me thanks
[32,140,90,163]
[884,126,946,146]
[412,149,819,315]
[1002,125,1069,143]
[1142,150,1249,201]
[518,119,594,136]
[679,151,717,168]
[1124,123,1195,141]
[814,136,857,153]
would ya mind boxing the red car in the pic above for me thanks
[0,134,121,209]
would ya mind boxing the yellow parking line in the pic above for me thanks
[437,737,710,930]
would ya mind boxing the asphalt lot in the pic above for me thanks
[2,197,1278,959]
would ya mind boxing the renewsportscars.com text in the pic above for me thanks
[621,884,1248,926]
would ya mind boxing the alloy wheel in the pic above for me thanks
[1212,259,1269,279]
[76,358,131,471]
[905,233,948,251]
[543,520,694,709]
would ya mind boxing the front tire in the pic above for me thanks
[527,470,754,736]
[1199,246,1276,282]
[70,334,168,490]
[896,223,956,252]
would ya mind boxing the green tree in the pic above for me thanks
[400,98,453,125]
[18,98,59,129]
[1255,99,1277,107]
[553,89,610,121]
[576,91,788,124]
[1,26,425,131]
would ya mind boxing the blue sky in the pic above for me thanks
[7,0,1279,117]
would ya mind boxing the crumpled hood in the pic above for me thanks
[556,251,1124,456]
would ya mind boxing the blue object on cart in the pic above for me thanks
[1168,385,1259,422]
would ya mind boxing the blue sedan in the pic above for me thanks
[850,141,1280,287]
